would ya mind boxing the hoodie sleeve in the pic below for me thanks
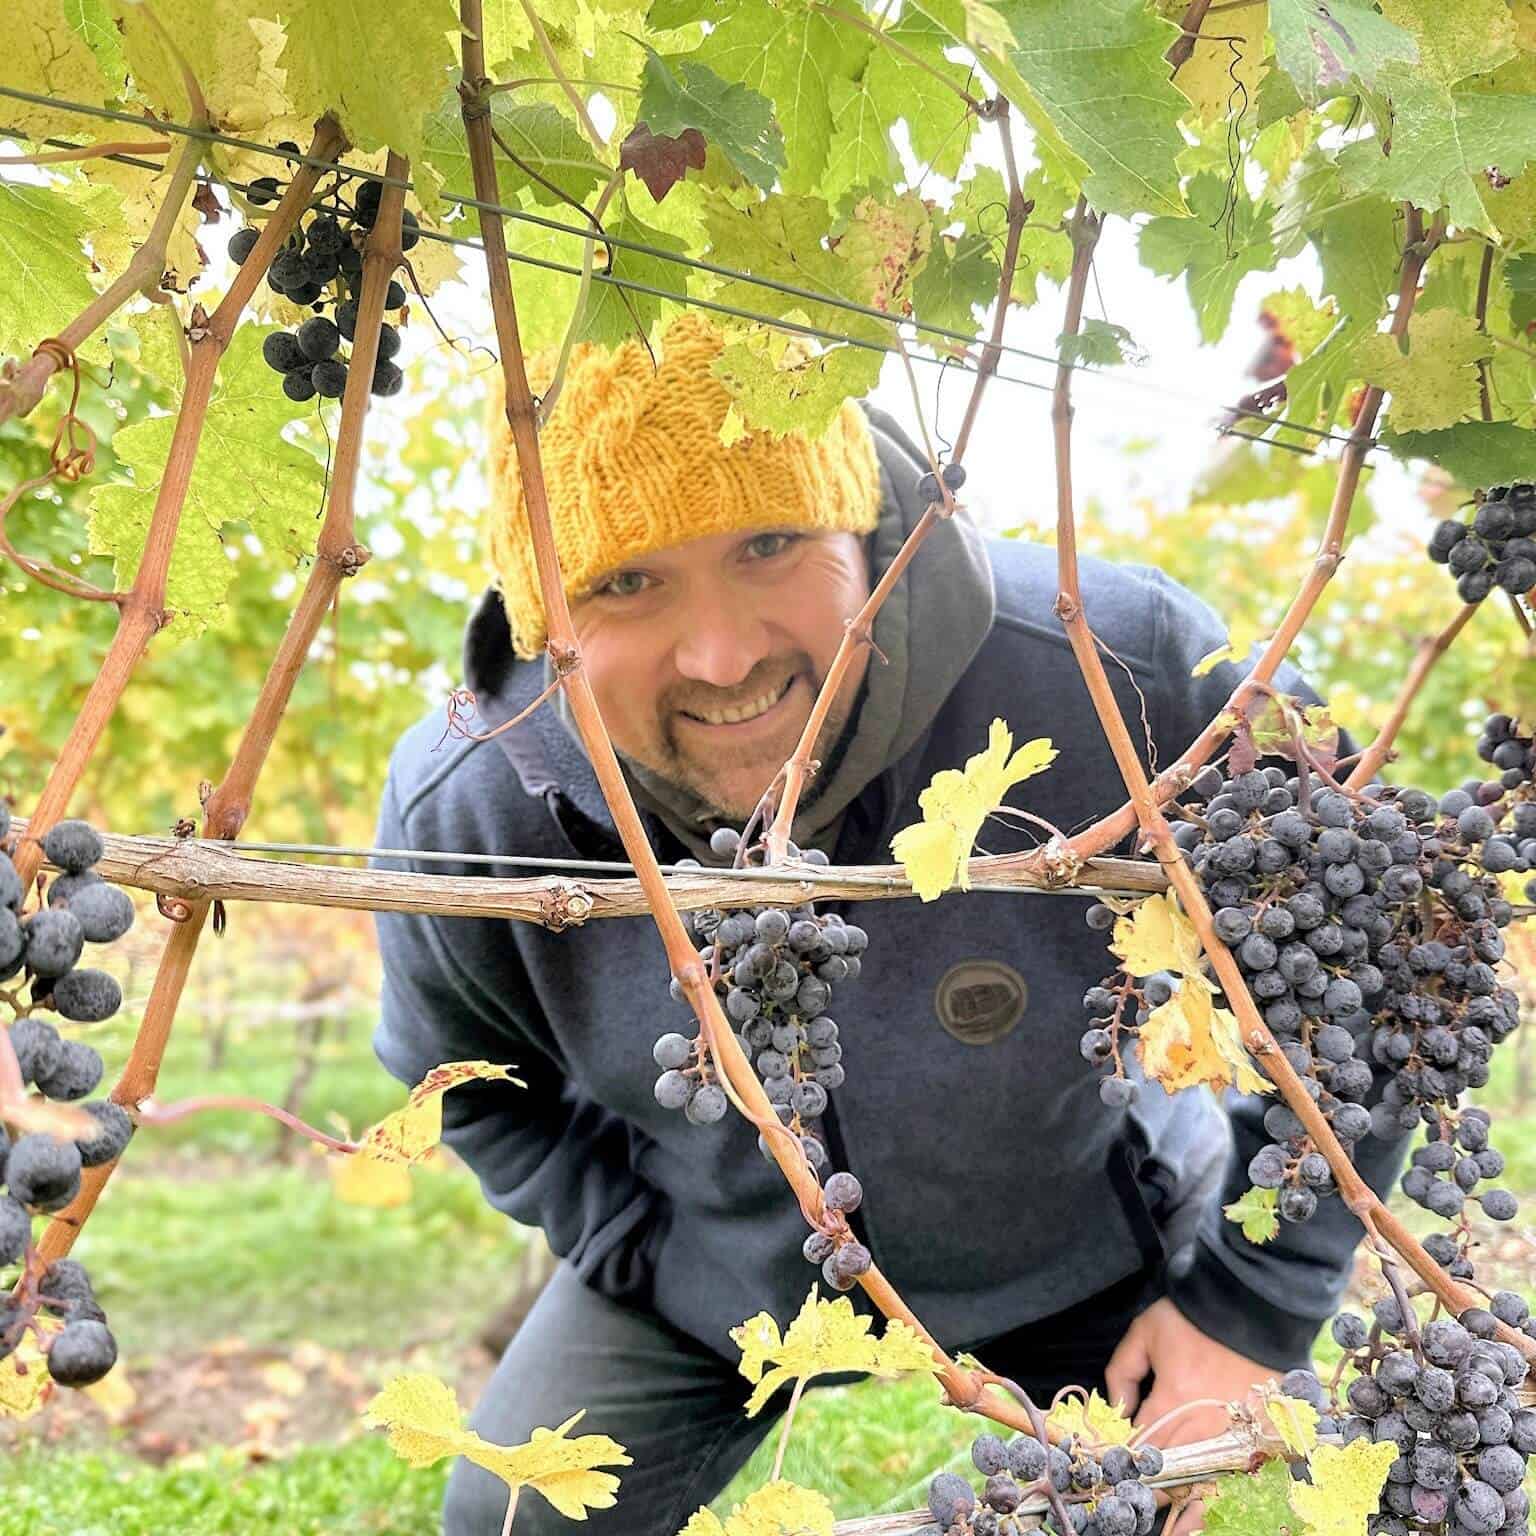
[1133,565,1407,1371]
[370,768,668,1305]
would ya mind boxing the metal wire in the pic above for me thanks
[0,87,1364,453]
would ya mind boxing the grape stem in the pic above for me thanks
[1046,196,1536,1365]
[134,1094,361,1154]
[770,1376,807,1482]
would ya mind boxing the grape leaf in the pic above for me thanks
[1278,318,1368,437]
[620,122,708,201]
[1138,174,1277,343]
[910,226,999,338]
[475,0,535,72]
[422,95,605,210]
[1287,1439,1398,1536]
[62,0,126,92]
[1261,288,1337,362]
[1202,1458,1298,1535]
[1379,423,1536,490]
[1267,0,1416,104]
[636,49,784,191]
[1379,0,1515,84]
[1174,0,1268,125]
[694,0,870,194]
[1058,319,1142,368]
[360,1060,520,1164]
[1192,614,1268,677]
[712,330,883,438]
[822,76,901,208]
[364,1377,630,1519]
[332,1148,414,1208]
[1506,254,1536,292]
[1305,193,1399,326]
[87,325,330,633]
[261,0,459,163]
[862,9,978,183]
[1262,1387,1319,1457]
[0,1317,60,1421]
[1111,891,1202,979]
[730,1285,937,1417]
[1139,980,1270,1097]
[1223,1185,1281,1246]
[891,719,1057,902]
[1046,1389,1134,1447]
[837,192,933,314]
[994,0,1187,219]
[7,0,110,140]
[1355,308,1492,434]
[0,184,96,364]
[678,1481,835,1536]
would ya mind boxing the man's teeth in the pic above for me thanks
[692,678,791,726]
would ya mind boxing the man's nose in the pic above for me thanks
[671,588,771,690]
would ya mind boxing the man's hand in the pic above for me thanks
[1105,1298,1281,1535]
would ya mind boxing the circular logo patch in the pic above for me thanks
[934,959,1028,1045]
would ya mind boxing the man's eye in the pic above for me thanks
[599,570,651,598]
[747,532,797,559]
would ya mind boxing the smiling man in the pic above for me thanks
[371,314,1398,1536]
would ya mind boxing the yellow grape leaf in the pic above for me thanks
[1174,0,1268,123]
[3,0,111,141]
[1224,1184,1280,1245]
[1262,1386,1319,1459]
[1109,892,1203,980]
[1046,1389,1135,1447]
[331,1147,414,1208]
[364,1375,631,1520]
[891,719,1057,901]
[1261,287,1339,363]
[1287,1438,1398,1536]
[359,1060,520,1165]
[1139,981,1271,1098]
[82,1362,137,1422]
[363,1372,468,1467]
[1192,613,1270,676]
[730,1287,938,1417]
[677,1480,836,1536]
[0,1318,59,1420]
[1355,308,1493,433]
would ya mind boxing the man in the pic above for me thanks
[371,313,1397,1535]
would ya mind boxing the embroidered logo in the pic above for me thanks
[934,959,1029,1045]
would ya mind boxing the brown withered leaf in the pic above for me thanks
[619,122,707,202]
[192,184,223,224]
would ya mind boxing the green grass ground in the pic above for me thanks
[6,1009,1536,1534]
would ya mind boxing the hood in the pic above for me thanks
[461,405,996,862]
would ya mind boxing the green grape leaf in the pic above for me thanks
[910,227,999,338]
[1505,253,1536,293]
[822,76,901,208]
[1355,308,1492,434]
[1058,319,1143,368]
[862,10,978,183]
[87,325,325,635]
[422,94,606,210]
[1202,1458,1299,1535]
[1378,423,1536,491]
[1305,193,1399,327]
[1261,288,1337,362]
[694,0,871,194]
[6,0,110,140]
[62,0,126,93]
[1279,318,1367,437]
[1138,174,1277,342]
[1267,0,1417,104]
[1223,1185,1280,1246]
[1380,0,1514,84]
[0,184,96,364]
[636,49,784,191]
[712,332,883,437]
[262,0,459,163]
[994,0,1187,219]
[475,0,535,72]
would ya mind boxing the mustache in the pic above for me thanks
[668,661,809,717]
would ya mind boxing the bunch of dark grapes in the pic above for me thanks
[926,1431,1163,1535]
[2,812,135,1391]
[1080,713,1530,1237]
[1427,483,1536,606]
[238,153,416,403]
[655,826,869,1292]
[1281,1306,1536,1536]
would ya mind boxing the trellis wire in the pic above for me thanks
[1,87,1362,455]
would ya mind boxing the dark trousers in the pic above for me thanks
[444,1261,1160,1535]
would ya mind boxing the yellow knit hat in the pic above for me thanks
[485,312,883,659]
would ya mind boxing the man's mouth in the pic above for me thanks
[679,674,799,728]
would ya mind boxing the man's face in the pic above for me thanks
[571,527,873,821]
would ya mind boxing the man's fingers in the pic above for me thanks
[1105,1322,1151,1418]
[1167,1495,1205,1536]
